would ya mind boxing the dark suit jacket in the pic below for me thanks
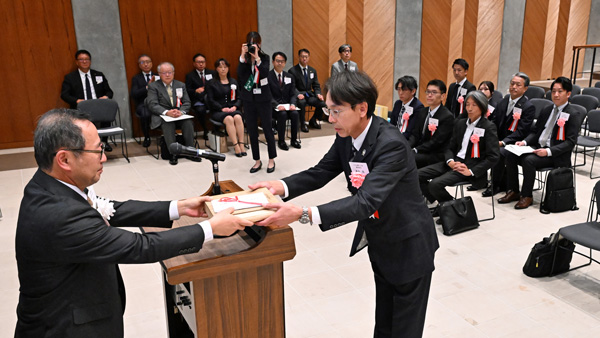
[61,69,114,109]
[524,103,580,168]
[205,78,242,111]
[331,59,358,75]
[288,64,322,98]
[389,98,425,140]
[268,70,298,108]
[445,117,500,178]
[145,80,192,129]
[237,54,272,102]
[411,105,454,154]
[15,169,205,337]
[492,95,535,145]
[283,116,439,285]
[130,72,156,107]
[445,80,476,118]
[185,69,217,104]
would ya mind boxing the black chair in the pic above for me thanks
[207,116,227,153]
[570,94,599,113]
[551,180,600,274]
[545,90,552,101]
[77,99,129,163]
[572,84,582,97]
[574,110,600,178]
[524,86,545,99]
[530,98,553,121]
[595,81,600,89]
[492,90,504,104]
[582,87,600,104]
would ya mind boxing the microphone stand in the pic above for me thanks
[210,159,221,195]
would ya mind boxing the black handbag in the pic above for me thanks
[523,233,575,277]
[438,196,479,236]
[541,167,577,213]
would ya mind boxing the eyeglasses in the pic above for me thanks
[425,90,441,96]
[77,58,91,62]
[56,143,105,158]
[274,59,286,64]
[139,60,152,64]
[159,71,174,75]
[322,107,344,118]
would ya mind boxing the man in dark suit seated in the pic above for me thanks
[482,72,535,197]
[185,53,217,140]
[445,58,476,118]
[145,62,196,165]
[499,76,579,209]
[288,48,327,131]
[331,44,359,75]
[130,54,156,148]
[268,52,300,151]
[419,91,500,220]
[14,108,251,338]
[60,49,114,151]
[410,79,454,168]
[389,75,425,140]
[249,71,439,337]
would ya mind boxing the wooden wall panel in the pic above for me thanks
[0,0,78,149]
[447,0,465,83]
[346,0,364,70]
[520,0,551,80]
[551,0,570,78]
[420,0,452,99]
[461,0,478,83]
[472,0,504,87]
[329,0,347,70]
[561,0,591,77]
[541,0,560,79]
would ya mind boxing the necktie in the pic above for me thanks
[398,105,406,131]
[278,73,282,86]
[351,145,358,160]
[506,100,515,116]
[456,84,462,99]
[303,68,308,85]
[201,72,205,85]
[146,74,150,83]
[540,107,559,147]
[85,74,93,100]
[167,84,173,106]
[422,112,431,136]
[345,63,348,71]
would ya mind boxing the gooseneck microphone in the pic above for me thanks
[168,143,226,162]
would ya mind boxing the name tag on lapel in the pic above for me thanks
[310,73,314,79]
[405,106,414,115]
[349,162,369,174]
[260,78,268,86]
[473,127,485,137]
[284,77,291,85]
[206,74,213,81]
[95,76,103,84]
[559,112,570,121]
[253,88,262,94]
[175,88,183,98]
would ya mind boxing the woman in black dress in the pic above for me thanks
[206,58,245,157]
[237,31,276,173]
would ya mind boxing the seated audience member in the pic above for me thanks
[419,91,500,219]
[61,49,114,151]
[206,58,245,157]
[483,72,535,197]
[410,79,454,168]
[331,44,358,75]
[499,76,579,209]
[145,62,196,165]
[478,81,499,109]
[389,75,425,140]
[288,48,327,131]
[268,52,301,151]
[445,58,476,118]
[130,54,156,148]
[186,53,216,140]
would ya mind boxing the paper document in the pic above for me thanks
[160,114,194,123]
[505,144,536,156]
[211,192,269,212]
[100,127,123,133]
[274,104,300,111]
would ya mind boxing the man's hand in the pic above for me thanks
[248,180,285,196]
[177,196,211,218]
[447,160,456,170]
[210,207,253,236]
[76,99,85,104]
[195,87,205,94]
[317,94,324,101]
[298,94,305,100]
[499,141,504,147]
[255,202,303,227]
[99,96,109,99]
[166,109,182,118]
[277,105,286,111]
[240,43,249,62]
[290,104,296,110]
[516,141,525,146]
[452,162,472,176]
[533,148,548,157]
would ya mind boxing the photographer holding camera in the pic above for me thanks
[238,31,277,174]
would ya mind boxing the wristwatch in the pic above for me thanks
[298,206,312,225]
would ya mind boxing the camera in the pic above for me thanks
[247,39,256,54]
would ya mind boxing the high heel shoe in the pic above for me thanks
[267,161,275,173]
[234,143,242,157]
[237,142,247,156]
[250,161,262,173]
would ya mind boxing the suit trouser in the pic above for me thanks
[490,147,510,190]
[371,261,432,338]
[244,100,277,160]
[275,110,299,142]
[419,161,483,203]
[414,152,445,169]
[506,151,554,197]
[160,119,195,149]
[135,104,151,139]
[192,104,208,136]
[297,96,326,124]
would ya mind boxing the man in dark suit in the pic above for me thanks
[14,108,251,338]
[483,72,535,197]
[331,44,359,75]
[419,91,500,216]
[445,58,476,118]
[250,71,439,337]
[130,54,156,148]
[185,53,217,140]
[410,79,454,168]
[499,77,580,209]
[288,48,327,131]
[146,62,195,165]
[269,52,300,151]
[389,75,425,140]
[61,49,114,150]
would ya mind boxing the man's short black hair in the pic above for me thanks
[272,51,287,62]
[75,50,91,60]
[395,76,418,92]
[551,76,573,93]
[324,71,378,118]
[452,58,469,71]
[298,48,310,56]
[427,79,447,95]
[338,44,352,53]
[192,53,206,62]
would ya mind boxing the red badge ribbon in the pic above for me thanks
[556,118,566,140]
[458,96,464,115]
[470,134,480,158]
[508,111,521,132]
[400,112,410,132]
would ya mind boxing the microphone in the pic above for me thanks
[168,143,226,162]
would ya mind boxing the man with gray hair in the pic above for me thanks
[146,62,196,165]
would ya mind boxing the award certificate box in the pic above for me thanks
[205,188,279,222]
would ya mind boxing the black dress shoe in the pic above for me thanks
[309,120,321,129]
[291,140,301,149]
[278,142,289,151]
[104,143,113,152]
[169,155,178,165]
[301,123,309,133]
[250,161,262,173]
[142,138,151,148]
[272,128,278,135]
[481,186,500,197]
[235,152,243,158]
[431,207,440,217]
[267,162,276,173]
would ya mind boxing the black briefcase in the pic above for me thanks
[438,196,479,236]
[523,233,574,277]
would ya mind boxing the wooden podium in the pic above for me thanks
[142,181,296,338]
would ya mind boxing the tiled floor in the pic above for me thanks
[2,135,600,337]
